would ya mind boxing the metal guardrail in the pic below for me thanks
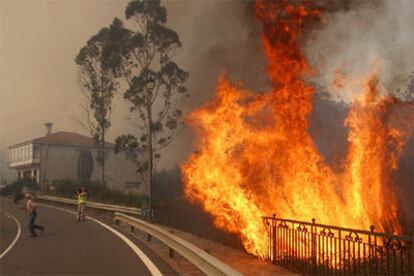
[37,195,141,215]
[114,212,244,276]
[263,215,413,275]
[36,195,243,275]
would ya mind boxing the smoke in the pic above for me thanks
[155,0,269,170]
[305,0,414,100]
[304,0,414,229]
[158,0,414,171]
[154,0,413,232]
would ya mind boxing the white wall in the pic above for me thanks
[39,144,147,195]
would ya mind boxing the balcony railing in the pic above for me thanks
[263,215,413,275]
[9,158,40,168]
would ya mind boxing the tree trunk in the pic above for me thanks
[147,96,153,222]
[101,132,106,187]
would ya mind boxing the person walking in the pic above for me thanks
[25,193,45,237]
[76,187,87,221]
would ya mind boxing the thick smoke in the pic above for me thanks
[158,0,414,172]
[154,1,413,235]
[156,1,269,170]
[304,0,414,229]
[305,0,414,100]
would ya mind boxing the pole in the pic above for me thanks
[147,82,154,223]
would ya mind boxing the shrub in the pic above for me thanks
[0,178,38,201]
[45,179,145,208]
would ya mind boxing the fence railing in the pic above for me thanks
[263,215,413,275]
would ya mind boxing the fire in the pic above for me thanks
[344,74,414,234]
[182,0,414,257]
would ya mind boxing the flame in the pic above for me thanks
[182,0,414,257]
[344,74,414,233]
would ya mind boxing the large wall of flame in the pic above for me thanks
[182,0,414,257]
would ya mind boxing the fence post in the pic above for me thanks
[370,225,377,274]
[272,214,277,263]
[409,235,413,276]
[311,218,317,274]
[368,225,376,274]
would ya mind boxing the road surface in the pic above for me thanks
[0,197,178,275]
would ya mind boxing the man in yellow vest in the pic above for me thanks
[76,187,87,221]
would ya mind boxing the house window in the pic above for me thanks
[33,145,40,159]
[28,146,32,160]
[10,149,15,163]
[126,181,140,189]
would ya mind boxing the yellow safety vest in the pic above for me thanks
[78,193,87,204]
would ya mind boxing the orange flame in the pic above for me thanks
[182,0,414,257]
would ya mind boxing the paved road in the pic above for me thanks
[0,209,19,255]
[0,198,177,275]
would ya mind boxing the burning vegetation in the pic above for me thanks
[182,0,414,258]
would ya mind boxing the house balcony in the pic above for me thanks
[9,158,40,168]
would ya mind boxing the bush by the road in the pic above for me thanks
[0,178,38,201]
[43,179,146,208]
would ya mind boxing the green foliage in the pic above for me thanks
[75,18,128,175]
[46,179,145,208]
[115,135,148,185]
[125,0,167,23]
[110,0,189,183]
[0,178,38,200]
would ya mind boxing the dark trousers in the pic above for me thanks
[28,212,44,236]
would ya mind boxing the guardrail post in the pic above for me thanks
[115,219,120,226]
[147,234,152,242]
[169,248,175,258]
[130,226,134,232]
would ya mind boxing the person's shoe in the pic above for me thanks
[29,234,37,238]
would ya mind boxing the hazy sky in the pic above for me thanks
[1,0,129,150]
[2,0,412,170]
[0,0,265,170]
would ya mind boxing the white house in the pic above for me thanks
[8,123,147,195]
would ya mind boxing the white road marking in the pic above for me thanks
[0,209,22,259]
[39,203,163,276]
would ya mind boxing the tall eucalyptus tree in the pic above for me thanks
[75,18,128,186]
[113,0,189,219]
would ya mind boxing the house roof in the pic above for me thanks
[9,131,114,149]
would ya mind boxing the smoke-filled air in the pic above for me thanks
[181,0,414,258]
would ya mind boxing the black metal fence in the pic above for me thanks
[263,215,413,275]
